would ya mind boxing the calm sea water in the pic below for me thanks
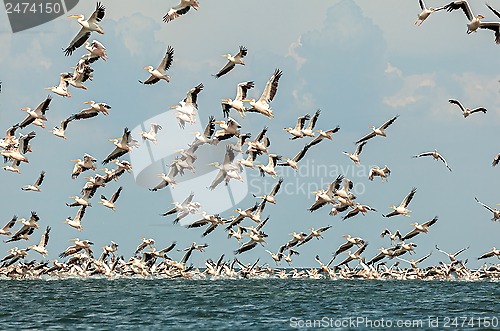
[0,278,498,330]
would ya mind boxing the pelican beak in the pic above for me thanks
[68,15,80,18]
[143,66,150,70]
[241,99,252,103]
[169,106,178,109]
[221,99,229,103]
[478,14,485,19]
[20,107,29,111]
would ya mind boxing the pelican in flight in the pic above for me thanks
[354,115,399,144]
[383,187,417,218]
[50,116,75,140]
[245,69,283,119]
[103,127,138,164]
[29,226,50,257]
[163,0,200,23]
[82,40,107,63]
[443,1,484,34]
[213,117,241,143]
[19,96,52,129]
[253,177,283,204]
[342,203,376,221]
[343,141,367,166]
[65,206,87,231]
[172,83,204,128]
[149,165,178,191]
[297,226,333,247]
[284,114,310,139]
[64,2,106,56]
[435,245,469,263]
[448,99,487,118]
[213,46,248,78]
[416,0,445,26]
[0,216,17,236]
[477,247,500,260]
[139,46,174,85]
[21,171,45,192]
[99,186,123,211]
[78,101,111,118]
[301,109,321,137]
[161,192,201,224]
[474,197,500,221]
[368,165,391,182]
[277,144,311,170]
[46,73,71,97]
[413,149,452,171]
[380,229,402,245]
[71,153,97,179]
[208,147,239,190]
[140,123,162,144]
[306,126,341,148]
[222,81,254,118]
[257,154,282,177]
[401,216,438,240]
[493,154,500,167]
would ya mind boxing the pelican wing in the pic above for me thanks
[234,46,248,60]
[234,240,258,255]
[474,197,495,213]
[184,83,203,107]
[39,226,51,247]
[307,109,321,130]
[203,116,216,138]
[209,170,226,190]
[64,28,92,56]
[36,95,52,116]
[380,115,399,130]
[109,186,123,203]
[444,1,473,21]
[419,0,426,10]
[236,81,254,100]
[186,219,209,228]
[260,69,283,103]
[478,250,495,260]
[492,154,500,167]
[270,177,283,196]
[34,171,45,186]
[401,228,420,241]
[448,99,466,112]
[89,2,106,23]
[355,141,367,155]
[213,61,235,79]
[401,187,417,208]
[102,147,128,165]
[486,4,500,19]
[1,216,17,232]
[158,46,174,72]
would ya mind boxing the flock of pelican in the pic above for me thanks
[0,0,498,280]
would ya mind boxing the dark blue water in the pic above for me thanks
[0,279,498,330]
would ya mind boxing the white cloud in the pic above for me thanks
[286,36,306,70]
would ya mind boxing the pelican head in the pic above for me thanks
[144,66,154,71]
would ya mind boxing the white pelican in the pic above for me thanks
[191,116,216,147]
[234,236,265,255]
[383,187,417,217]
[103,127,137,164]
[448,99,487,118]
[396,252,432,269]
[5,225,35,243]
[99,186,123,211]
[257,154,281,177]
[477,247,500,260]
[222,81,255,118]
[76,100,111,119]
[443,1,484,34]
[284,114,310,139]
[253,177,283,204]
[64,2,106,56]
[413,149,452,171]
[306,126,340,148]
[67,60,93,90]
[301,109,321,137]
[335,242,369,268]
[180,242,208,264]
[140,123,162,144]
[416,0,445,26]
[161,192,201,224]
[0,123,19,149]
[208,147,239,190]
[1,131,35,164]
[435,245,469,263]
[277,144,310,170]
[212,117,241,143]
[67,189,92,207]
[225,203,259,230]
[82,40,107,63]
[171,83,203,128]
[237,150,257,169]
[245,69,283,119]
[284,232,308,249]
[3,160,21,174]
[368,165,391,182]
[474,197,500,221]
[265,249,283,265]
[134,238,156,255]
[163,0,200,23]
[46,73,72,97]
[140,46,174,85]
[71,153,97,179]
[21,171,45,192]
[493,153,500,167]
[245,127,270,155]
[380,229,402,245]
[342,203,377,220]
[354,115,399,144]
[49,116,74,140]
[187,213,224,237]
[297,225,333,247]
[227,225,245,243]
[0,216,17,236]
[29,226,50,257]
[149,165,178,191]
[19,96,52,129]
[308,175,343,212]
[60,239,94,258]
[343,141,367,166]
[65,206,86,231]
[283,249,300,265]
[213,46,248,78]
[401,216,438,240]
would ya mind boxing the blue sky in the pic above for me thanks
[0,0,499,268]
